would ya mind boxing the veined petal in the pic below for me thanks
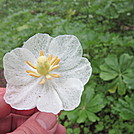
[37,85,63,114]
[48,35,83,70]
[23,33,53,58]
[53,78,84,111]
[54,58,92,85]
[4,77,43,110]
[37,78,84,113]
[3,48,36,86]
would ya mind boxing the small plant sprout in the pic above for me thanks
[3,33,92,114]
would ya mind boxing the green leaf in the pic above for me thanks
[108,84,117,93]
[100,53,134,95]
[123,69,134,89]
[105,55,119,71]
[119,53,134,72]
[67,128,73,134]
[66,109,79,122]
[74,128,80,134]
[100,59,118,80]
[77,110,87,123]
[109,129,122,134]
[108,78,119,93]
[88,94,103,107]
[114,95,134,120]
[95,122,104,132]
[117,76,127,95]
[83,86,95,105]
[86,94,105,113]
[86,111,99,122]
[100,71,118,81]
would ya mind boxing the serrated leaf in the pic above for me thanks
[66,109,79,121]
[100,53,134,95]
[100,58,118,80]
[88,104,105,113]
[123,69,134,89]
[117,76,127,95]
[87,94,103,107]
[120,111,134,120]
[114,95,134,120]
[86,111,99,122]
[105,55,119,71]
[119,53,134,72]
[108,78,119,93]
[77,110,87,123]
[83,87,95,105]
[100,71,118,81]
[108,84,117,93]
[86,94,105,113]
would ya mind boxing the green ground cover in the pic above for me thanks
[0,0,134,133]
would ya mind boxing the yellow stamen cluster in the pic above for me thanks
[26,50,60,85]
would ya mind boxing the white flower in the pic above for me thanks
[3,33,92,114]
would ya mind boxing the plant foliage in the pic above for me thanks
[0,0,134,133]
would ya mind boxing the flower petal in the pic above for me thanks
[37,83,63,114]
[37,78,83,113]
[54,78,84,111]
[4,78,43,110]
[4,78,83,113]
[23,33,53,58]
[48,35,83,70]
[54,58,92,85]
[3,48,36,86]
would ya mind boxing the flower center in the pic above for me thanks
[26,50,60,85]
[36,56,50,75]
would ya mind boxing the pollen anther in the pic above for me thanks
[51,74,60,78]
[29,73,40,78]
[40,79,46,85]
[46,74,52,80]
[50,56,58,65]
[26,61,36,69]
[52,58,60,66]
[40,50,44,56]
[49,65,59,71]
[47,54,53,62]
[26,70,36,74]
[26,50,60,85]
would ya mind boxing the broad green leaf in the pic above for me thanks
[119,53,134,72]
[123,69,134,89]
[100,63,118,81]
[108,78,119,93]
[105,55,119,71]
[66,109,79,121]
[114,95,134,120]
[86,111,99,122]
[117,76,127,95]
[108,84,117,93]
[109,129,122,134]
[87,94,103,107]
[100,71,118,81]
[83,87,95,105]
[87,104,105,113]
[77,110,87,123]
[74,128,80,134]
[86,94,105,113]
[100,53,134,95]
[67,128,73,134]
[120,111,134,120]
[95,122,104,132]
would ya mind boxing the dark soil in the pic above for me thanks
[0,69,6,87]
